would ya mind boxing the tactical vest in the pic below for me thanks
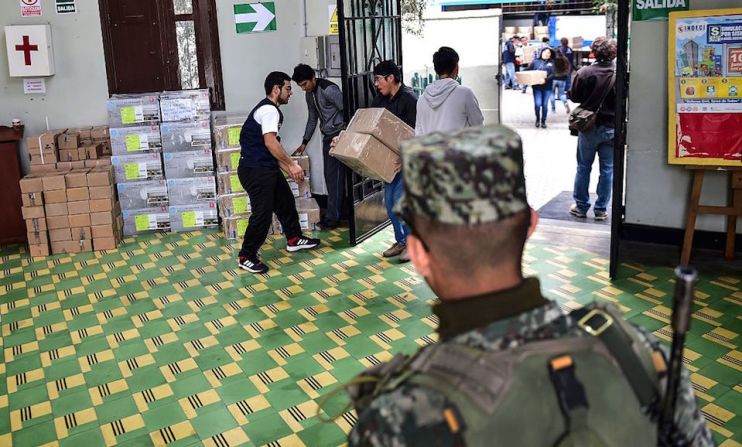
[350,302,667,446]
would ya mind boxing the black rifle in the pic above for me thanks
[658,266,698,446]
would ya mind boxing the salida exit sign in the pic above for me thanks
[633,0,689,21]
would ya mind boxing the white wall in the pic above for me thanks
[625,1,741,234]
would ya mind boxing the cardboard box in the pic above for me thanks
[59,149,80,162]
[212,113,245,150]
[67,187,90,202]
[159,89,211,122]
[65,170,89,188]
[217,172,244,195]
[25,217,47,232]
[296,197,321,232]
[112,154,164,183]
[26,132,59,151]
[89,185,115,200]
[163,149,214,178]
[92,224,116,239]
[29,243,50,257]
[515,70,547,86]
[71,227,93,241]
[330,131,399,183]
[29,164,58,175]
[51,239,92,255]
[21,192,43,207]
[49,228,72,242]
[22,206,45,220]
[90,197,116,213]
[169,203,219,233]
[288,177,312,199]
[28,231,48,245]
[85,158,112,168]
[161,120,212,152]
[79,144,104,160]
[216,148,241,172]
[42,172,68,191]
[69,213,91,228]
[347,108,414,154]
[45,202,68,217]
[107,94,161,127]
[91,211,115,226]
[218,193,251,218]
[167,177,216,206]
[47,215,70,229]
[20,175,44,193]
[91,126,109,141]
[94,237,118,251]
[44,189,67,204]
[122,208,171,236]
[57,132,80,150]
[87,166,115,187]
[521,46,537,65]
[68,200,91,215]
[223,214,251,240]
[110,126,163,155]
[117,180,169,209]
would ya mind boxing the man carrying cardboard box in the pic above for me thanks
[236,71,320,274]
[291,64,348,230]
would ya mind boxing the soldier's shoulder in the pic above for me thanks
[349,383,463,447]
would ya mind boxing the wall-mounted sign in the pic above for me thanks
[5,25,56,77]
[19,0,42,17]
[23,78,46,94]
[668,8,742,166]
[234,2,276,33]
[56,0,76,14]
[329,5,339,35]
[633,0,688,22]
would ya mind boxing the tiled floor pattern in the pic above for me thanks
[0,229,739,446]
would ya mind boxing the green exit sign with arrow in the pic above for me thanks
[235,2,277,33]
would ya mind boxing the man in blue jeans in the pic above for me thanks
[502,36,519,90]
[568,37,617,221]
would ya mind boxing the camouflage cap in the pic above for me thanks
[394,125,528,225]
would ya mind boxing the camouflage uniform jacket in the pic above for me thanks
[348,278,714,447]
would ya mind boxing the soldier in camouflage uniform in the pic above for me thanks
[347,125,714,446]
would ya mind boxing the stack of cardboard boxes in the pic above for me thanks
[19,166,122,256]
[161,90,218,233]
[27,127,112,176]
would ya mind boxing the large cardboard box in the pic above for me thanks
[159,89,211,122]
[169,203,219,233]
[217,172,244,195]
[87,166,114,187]
[93,237,118,251]
[112,154,164,183]
[69,213,91,228]
[107,94,161,127]
[122,208,171,236]
[65,170,89,188]
[58,149,80,162]
[163,150,214,178]
[521,45,537,65]
[287,177,312,199]
[49,228,72,242]
[110,126,163,155]
[51,239,92,255]
[20,175,44,193]
[47,215,70,229]
[25,217,47,232]
[30,164,60,175]
[71,227,93,241]
[330,131,399,183]
[167,177,216,206]
[22,206,45,220]
[67,187,90,202]
[218,193,250,218]
[92,224,116,239]
[21,192,43,207]
[347,108,414,155]
[90,197,116,213]
[89,185,115,200]
[57,132,80,150]
[45,202,68,217]
[29,243,50,257]
[42,172,68,191]
[515,70,547,86]
[28,231,49,245]
[271,198,321,234]
[161,120,212,152]
[68,200,91,215]
[212,113,245,150]
[44,189,67,204]
[216,148,241,172]
[223,214,251,240]
[117,180,169,209]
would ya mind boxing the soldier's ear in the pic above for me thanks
[527,208,539,240]
[407,236,432,278]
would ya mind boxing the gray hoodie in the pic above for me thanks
[415,79,484,136]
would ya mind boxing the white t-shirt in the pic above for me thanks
[254,105,280,135]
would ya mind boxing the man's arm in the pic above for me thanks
[465,89,485,127]
[265,133,304,182]
[568,70,588,103]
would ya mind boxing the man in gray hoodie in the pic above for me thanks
[415,47,484,137]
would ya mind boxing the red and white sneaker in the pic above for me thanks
[238,256,269,274]
[286,235,320,252]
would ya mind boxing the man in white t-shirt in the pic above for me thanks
[236,71,320,274]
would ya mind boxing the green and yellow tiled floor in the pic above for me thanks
[0,229,740,446]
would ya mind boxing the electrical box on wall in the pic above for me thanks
[5,24,55,77]
[301,35,341,78]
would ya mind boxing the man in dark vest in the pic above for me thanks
[237,71,320,274]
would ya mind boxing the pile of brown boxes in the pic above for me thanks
[27,127,112,176]
[330,108,412,183]
[19,166,123,257]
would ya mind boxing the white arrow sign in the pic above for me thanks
[235,2,276,33]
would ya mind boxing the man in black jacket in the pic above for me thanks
[568,37,617,221]
[292,64,347,229]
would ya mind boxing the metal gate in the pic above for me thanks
[337,0,403,245]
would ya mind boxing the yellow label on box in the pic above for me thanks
[230,152,241,170]
[125,163,141,180]
[230,175,243,193]
[233,196,248,214]
[237,219,248,235]
[125,134,141,152]
[182,211,197,228]
[135,215,150,231]
[121,107,136,125]
[228,127,240,146]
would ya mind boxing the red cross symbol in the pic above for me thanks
[15,35,39,66]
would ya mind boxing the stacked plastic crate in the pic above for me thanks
[160,90,218,233]
[107,94,171,236]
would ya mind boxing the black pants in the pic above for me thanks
[238,166,301,258]
[322,133,348,225]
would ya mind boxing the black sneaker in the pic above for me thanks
[541,121,547,129]
[238,256,269,274]
[287,235,320,252]
[535,121,541,128]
